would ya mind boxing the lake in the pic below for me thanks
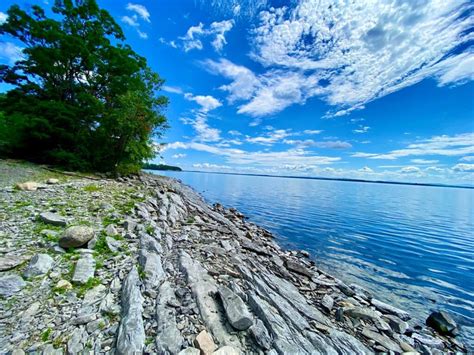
[151,170,474,348]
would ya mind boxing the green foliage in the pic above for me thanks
[0,0,168,174]
[41,328,52,342]
[143,163,182,171]
[76,277,101,297]
[83,184,102,192]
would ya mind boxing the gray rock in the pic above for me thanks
[39,212,67,226]
[0,255,29,271]
[412,333,445,350]
[155,281,184,354]
[104,224,118,236]
[67,326,87,355]
[23,253,54,278]
[426,310,458,336]
[59,226,95,248]
[321,294,334,312]
[285,259,313,277]
[371,298,410,320]
[42,344,62,355]
[0,274,26,297]
[361,328,402,352]
[140,232,163,254]
[218,285,253,330]
[72,255,95,284]
[105,236,121,253]
[116,267,145,355]
[46,178,59,185]
[249,319,272,350]
[384,314,408,334]
[213,346,240,355]
[336,281,356,297]
[138,249,165,290]
[344,307,380,321]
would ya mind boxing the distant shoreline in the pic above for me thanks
[156,169,474,190]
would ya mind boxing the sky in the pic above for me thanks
[1,0,473,185]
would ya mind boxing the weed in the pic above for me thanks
[41,328,52,342]
[76,277,101,298]
[83,184,102,192]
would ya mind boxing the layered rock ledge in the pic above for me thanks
[0,161,467,354]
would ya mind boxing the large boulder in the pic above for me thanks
[23,254,54,278]
[218,285,253,330]
[426,311,458,336]
[59,226,95,248]
[39,212,68,226]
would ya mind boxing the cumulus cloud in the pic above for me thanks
[180,20,234,53]
[184,93,221,112]
[400,166,422,174]
[172,153,186,159]
[358,167,374,173]
[353,133,474,160]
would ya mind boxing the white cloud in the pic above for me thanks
[353,133,474,160]
[165,141,340,167]
[303,130,323,135]
[0,12,8,24]
[411,159,439,164]
[121,15,139,27]
[228,130,242,136]
[126,3,150,23]
[184,93,221,112]
[0,42,23,65]
[283,139,352,149]
[122,4,150,39]
[248,0,473,116]
[358,166,374,173]
[353,126,370,134]
[452,163,474,172]
[400,166,422,174]
[180,20,234,53]
[246,129,292,145]
[460,156,474,162]
[172,153,186,159]
[193,163,232,170]
[162,85,183,94]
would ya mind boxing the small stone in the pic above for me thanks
[55,279,73,290]
[46,178,59,184]
[426,310,458,336]
[105,224,118,236]
[212,346,240,355]
[16,181,39,191]
[23,253,54,278]
[59,226,95,248]
[39,212,67,226]
[371,298,410,321]
[72,255,95,284]
[194,330,216,355]
[42,344,62,355]
[321,294,334,312]
[285,259,313,277]
[0,274,26,297]
[105,236,121,253]
[361,328,402,352]
[11,350,25,355]
[383,314,408,334]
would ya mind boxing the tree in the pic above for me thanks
[0,0,168,173]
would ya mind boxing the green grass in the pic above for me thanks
[41,328,52,342]
[76,277,101,298]
[83,184,102,192]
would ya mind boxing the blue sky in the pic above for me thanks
[1,1,473,185]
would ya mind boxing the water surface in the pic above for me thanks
[152,170,474,347]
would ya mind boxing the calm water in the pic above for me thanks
[152,171,474,347]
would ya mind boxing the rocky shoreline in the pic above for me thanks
[0,161,467,354]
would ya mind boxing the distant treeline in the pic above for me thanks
[143,163,182,171]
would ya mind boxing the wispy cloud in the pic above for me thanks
[126,3,150,22]
[180,20,234,53]
[352,126,370,134]
[411,159,439,164]
[121,3,150,39]
[452,163,474,172]
[205,1,472,118]
[353,133,474,160]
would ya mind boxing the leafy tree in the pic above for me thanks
[0,0,168,173]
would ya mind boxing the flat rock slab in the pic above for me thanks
[0,255,29,271]
[23,253,54,278]
[72,255,95,284]
[116,267,145,355]
[0,274,26,297]
[212,346,241,355]
[39,212,67,226]
[218,285,253,331]
[138,249,165,290]
[361,328,402,353]
[59,226,95,248]
[371,298,411,321]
